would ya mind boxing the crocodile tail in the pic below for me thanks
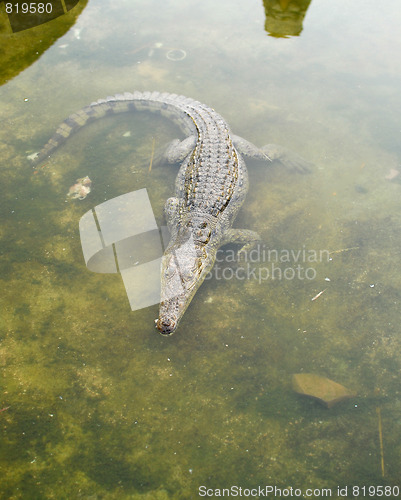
[31,91,197,165]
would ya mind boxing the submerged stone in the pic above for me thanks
[292,373,356,408]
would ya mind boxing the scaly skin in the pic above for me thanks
[32,91,310,335]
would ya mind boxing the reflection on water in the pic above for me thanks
[1,0,401,497]
[0,0,88,84]
[263,0,312,37]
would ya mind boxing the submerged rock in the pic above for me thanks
[292,373,356,408]
[354,184,368,194]
[385,168,400,180]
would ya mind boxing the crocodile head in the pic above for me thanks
[156,230,214,335]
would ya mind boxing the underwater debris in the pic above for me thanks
[376,407,385,477]
[67,176,92,200]
[328,247,359,255]
[311,289,326,301]
[292,373,356,408]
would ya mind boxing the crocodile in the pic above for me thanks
[32,91,310,335]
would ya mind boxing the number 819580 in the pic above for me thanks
[5,3,53,14]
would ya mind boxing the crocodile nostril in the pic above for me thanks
[156,318,176,335]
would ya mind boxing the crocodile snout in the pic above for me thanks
[156,317,177,336]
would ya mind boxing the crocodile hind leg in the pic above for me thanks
[232,135,311,173]
[153,135,197,166]
[261,144,312,173]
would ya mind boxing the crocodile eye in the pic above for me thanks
[164,256,177,278]
[181,269,193,282]
[196,228,211,243]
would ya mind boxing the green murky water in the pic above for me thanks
[1,0,401,498]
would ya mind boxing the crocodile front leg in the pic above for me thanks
[220,228,261,259]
